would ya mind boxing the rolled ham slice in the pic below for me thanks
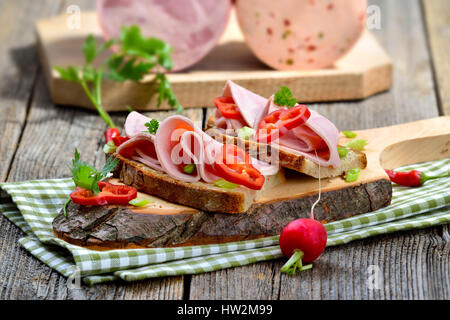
[235,0,367,70]
[117,132,163,171]
[97,0,232,71]
[155,115,222,183]
[267,96,340,168]
[214,80,270,130]
[124,111,155,137]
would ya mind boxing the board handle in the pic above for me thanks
[355,116,450,170]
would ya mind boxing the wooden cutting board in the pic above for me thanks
[53,117,450,250]
[36,10,392,111]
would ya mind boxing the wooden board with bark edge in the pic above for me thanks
[36,10,392,111]
[53,116,450,249]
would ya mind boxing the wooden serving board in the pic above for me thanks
[53,117,450,250]
[36,10,392,111]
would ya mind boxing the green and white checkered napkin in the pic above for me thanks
[1,159,449,285]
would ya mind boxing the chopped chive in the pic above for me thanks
[103,140,117,154]
[129,198,152,207]
[337,146,349,159]
[63,197,71,216]
[342,130,357,138]
[345,167,361,182]
[214,179,238,190]
[183,164,195,174]
[238,127,255,141]
[345,139,368,151]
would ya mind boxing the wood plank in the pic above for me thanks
[189,0,448,300]
[35,10,392,111]
[422,0,450,115]
[0,0,68,300]
[0,0,202,300]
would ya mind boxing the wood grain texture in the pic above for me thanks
[189,0,449,300]
[36,10,392,110]
[0,0,448,300]
[422,0,450,115]
[0,0,203,300]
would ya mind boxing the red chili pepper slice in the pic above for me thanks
[214,96,244,120]
[70,181,137,206]
[256,105,311,143]
[385,169,450,187]
[104,128,120,143]
[214,144,265,190]
[112,135,130,146]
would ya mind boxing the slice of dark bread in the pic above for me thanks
[111,153,285,214]
[206,118,367,179]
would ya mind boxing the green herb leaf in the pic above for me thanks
[144,119,159,134]
[70,149,119,194]
[82,35,97,64]
[337,146,349,159]
[238,127,255,140]
[214,179,238,190]
[342,130,357,138]
[274,86,297,108]
[345,139,368,151]
[100,156,120,179]
[129,198,152,207]
[183,164,196,174]
[54,66,80,82]
[53,25,183,129]
[63,197,71,217]
[345,167,361,182]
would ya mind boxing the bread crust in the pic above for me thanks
[206,117,367,179]
[113,153,250,213]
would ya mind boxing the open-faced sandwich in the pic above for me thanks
[206,81,367,178]
[53,81,375,250]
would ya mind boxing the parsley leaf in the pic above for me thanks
[144,119,159,134]
[70,148,119,194]
[54,25,183,128]
[274,86,298,108]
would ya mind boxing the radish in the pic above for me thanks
[279,219,327,275]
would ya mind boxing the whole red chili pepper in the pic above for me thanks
[385,169,450,187]
[104,128,121,143]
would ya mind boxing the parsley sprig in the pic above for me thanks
[144,119,159,134]
[70,149,119,194]
[274,86,298,108]
[54,25,182,128]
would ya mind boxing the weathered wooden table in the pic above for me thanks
[0,0,448,300]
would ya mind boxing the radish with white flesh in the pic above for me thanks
[279,218,327,274]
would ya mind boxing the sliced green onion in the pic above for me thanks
[183,164,195,174]
[345,167,361,182]
[129,198,152,207]
[345,139,368,151]
[214,179,238,190]
[342,130,357,138]
[238,126,255,140]
[103,140,117,154]
[337,146,349,159]
[63,197,71,216]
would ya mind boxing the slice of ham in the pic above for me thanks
[124,111,154,137]
[116,132,163,171]
[97,0,232,71]
[267,96,340,168]
[215,80,270,130]
[121,112,279,186]
[155,115,222,183]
